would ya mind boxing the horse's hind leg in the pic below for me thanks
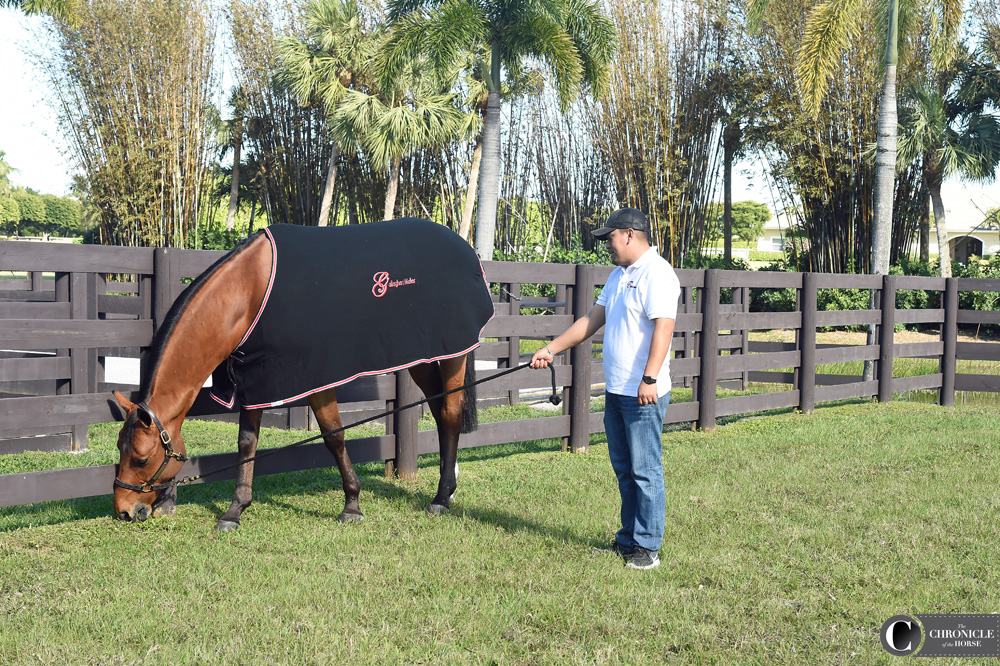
[308,388,363,522]
[217,407,263,532]
[408,356,466,515]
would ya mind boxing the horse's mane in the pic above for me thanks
[138,231,265,402]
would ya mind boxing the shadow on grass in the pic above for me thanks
[0,436,580,539]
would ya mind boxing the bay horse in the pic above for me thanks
[112,219,494,531]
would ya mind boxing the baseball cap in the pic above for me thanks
[591,208,651,239]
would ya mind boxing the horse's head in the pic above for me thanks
[112,391,187,522]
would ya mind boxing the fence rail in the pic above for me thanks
[3,239,1000,509]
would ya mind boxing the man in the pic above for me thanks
[530,208,680,570]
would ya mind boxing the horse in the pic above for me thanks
[112,219,495,531]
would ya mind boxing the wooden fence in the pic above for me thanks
[2,239,1000,509]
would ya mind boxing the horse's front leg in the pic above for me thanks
[308,388,363,522]
[216,407,263,532]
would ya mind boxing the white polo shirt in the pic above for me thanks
[596,247,681,397]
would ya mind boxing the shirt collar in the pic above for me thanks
[623,246,658,274]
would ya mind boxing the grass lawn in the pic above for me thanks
[3,401,1000,664]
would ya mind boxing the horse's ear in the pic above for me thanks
[113,390,136,416]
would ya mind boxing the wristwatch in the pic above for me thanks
[641,375,657,385]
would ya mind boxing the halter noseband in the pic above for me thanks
[114,402,188,493]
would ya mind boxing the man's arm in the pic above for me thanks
[529,305,606,369]
[637,317,676,405]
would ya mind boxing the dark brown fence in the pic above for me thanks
[2,239,1000,509]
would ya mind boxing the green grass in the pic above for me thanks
[3,401,1000,664]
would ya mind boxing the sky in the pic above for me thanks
[2,7,999,227]
[1,9,72,196]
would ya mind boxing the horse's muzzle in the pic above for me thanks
[117,504,151,522]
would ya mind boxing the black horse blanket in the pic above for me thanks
[210,219,494,410]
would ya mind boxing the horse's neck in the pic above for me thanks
[147,236,272,423]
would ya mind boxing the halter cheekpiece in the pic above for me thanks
[113,402,188,493]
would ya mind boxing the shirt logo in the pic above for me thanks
[626,280,637,289]
[372,271,416,298]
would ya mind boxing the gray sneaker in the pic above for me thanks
[593,541,633,559]
[626,546,660,570]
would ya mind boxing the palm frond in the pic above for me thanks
[503,10,583,110]
[930,0,963,70]
[564,0,617,98]
[795,0,864,117]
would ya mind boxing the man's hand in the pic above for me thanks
[530,347,554,369]
[637,381,658,406]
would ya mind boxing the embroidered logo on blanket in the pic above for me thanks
[372,271,416,298]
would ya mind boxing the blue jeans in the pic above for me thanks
[603,391,669,552]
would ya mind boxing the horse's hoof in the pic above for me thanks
[337,511,363,523]
[427,503,449,516]
[215,520,240,532]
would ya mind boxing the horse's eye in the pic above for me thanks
[133,458,149,467]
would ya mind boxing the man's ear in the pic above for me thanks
[113,390,137,417]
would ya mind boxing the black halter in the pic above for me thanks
[113,402,188,493]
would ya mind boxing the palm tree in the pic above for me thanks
[897,45,1000,277]
[334,80,465,219]
[380,0,616,260]
[277,0,378,226]
[748,0,962,276]
[749,0,962,384]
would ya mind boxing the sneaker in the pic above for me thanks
[626,547,660,570]
[593,541,633,559]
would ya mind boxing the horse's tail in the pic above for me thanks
[460,349,478,433]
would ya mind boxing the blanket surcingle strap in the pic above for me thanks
[210,218,495,410]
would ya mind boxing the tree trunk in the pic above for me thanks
[930,179,951,278]
[225,134,242,232]
[871,73,897,275]
[864,0,898,384]
[459,136,483,243]
[384,154,401,221]
[348,172,358,225]
[723,135,734,264]
[920,196,930,263]
[475,89,501,261]
[317,143,340,227]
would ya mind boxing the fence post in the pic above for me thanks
[393,370,421,480]
[152,248,174,330]
[69,272,97,451]
[941,277,958,407]
[698,269,720,432]
[560,280,574,451]
[877,274,897,403]
[568,263,595,453]
[506,282,521,406]
[799,272,817,414]
[682,286,695,389]
[740,286,750,390]
[55,272,70,397]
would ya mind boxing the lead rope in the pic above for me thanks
[169,361,560,489]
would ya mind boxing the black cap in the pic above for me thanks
[591,208,650,239]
